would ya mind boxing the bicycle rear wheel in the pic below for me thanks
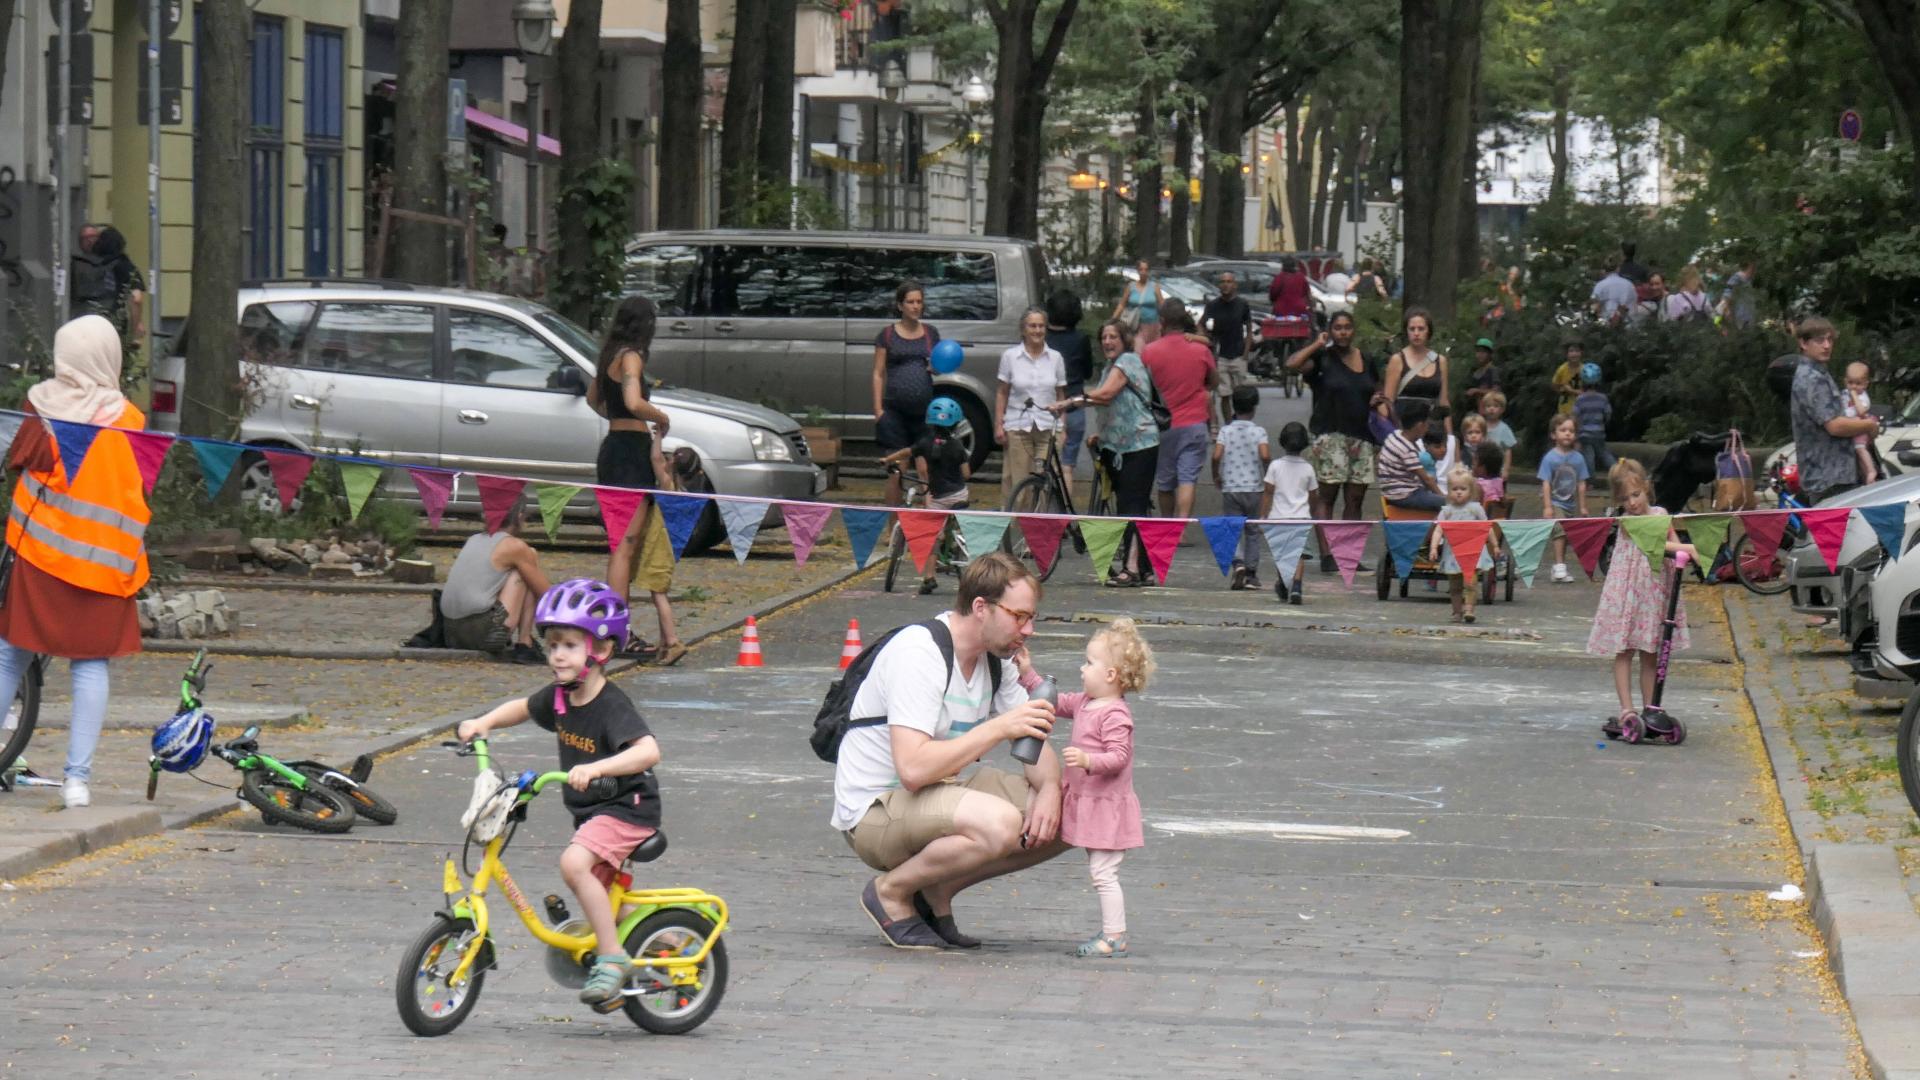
[1733,533,1791,596]
[0,657,42,778]
[240,768,357,833]
[1001,476,1065,582]
[882,520,908,593]
[296,764,399,825]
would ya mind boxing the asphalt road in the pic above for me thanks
[0,553,1857,1077]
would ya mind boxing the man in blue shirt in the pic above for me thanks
[1589,261,1637,325]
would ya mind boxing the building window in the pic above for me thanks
[247,16,286,279]
[304,26,345,277]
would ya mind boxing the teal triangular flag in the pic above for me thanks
[1859,503,1907,562]
[47,419,101,484]
[1199,516,1247,577]
[1261,523,1311,571]
[841,508,891,568]
[190,440,244,498]
[1381,521,1431,581]
[652,493,709,560]
[1499,519,1555,587]
[717,499,769,564]
[953,513,1009,563]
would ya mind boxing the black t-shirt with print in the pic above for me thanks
[526,681,661,827]
[911,431,970,499]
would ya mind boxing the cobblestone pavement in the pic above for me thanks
[0,561,1860,1077]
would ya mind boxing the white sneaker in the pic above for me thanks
[61,778,90,809]
[1550,563,1574,584]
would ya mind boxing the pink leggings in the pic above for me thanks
[1088,849,1126,936]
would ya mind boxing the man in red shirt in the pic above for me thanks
[1140,298,1219,520]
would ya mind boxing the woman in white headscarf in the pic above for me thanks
[0,315,150,808]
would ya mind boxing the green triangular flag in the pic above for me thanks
[534,483,580,542]
[1079,519,1129,581]
[339,463,383,521]
[1620,515,1672,574]
[1678,514,1730,572]
[953,513,1009,564]
[1499,519,1555,588]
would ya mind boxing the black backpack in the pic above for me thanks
[809,619,1003,763]
[69,253,116,309]
[1766,353,1802,401]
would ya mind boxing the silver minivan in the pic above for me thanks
[622,230,1050,466]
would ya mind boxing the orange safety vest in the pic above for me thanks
[6,403,151,598]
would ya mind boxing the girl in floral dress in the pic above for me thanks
[1587,459,1698,725]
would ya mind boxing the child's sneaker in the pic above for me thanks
[1273,577,1288,602]
[1242,571,1262,592]
[1228,562,1248,590]
[1550,563,1574,584]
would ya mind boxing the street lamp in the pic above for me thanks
[513,1,557,251]
[879,61,907,231]
[955,73,991,234]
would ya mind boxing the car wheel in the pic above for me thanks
[237,450,303,515]
[951,393,995,472]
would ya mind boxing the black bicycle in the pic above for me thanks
[1000,400,1088,581]
[0,654,47,791]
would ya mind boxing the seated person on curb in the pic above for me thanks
[440,497,552,663]
[831,552,1067,951]
[457,580,662,1009]
[1378,398,1445,511]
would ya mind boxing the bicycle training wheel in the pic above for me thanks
[0,657,42,777]
[882,520,908,593]
[297,764,399,825]
[620,909,729,1035]
[396,917,489,1037]
[1732,534,1791,596]
[240,768,357,833]
[1001,476,1064,582]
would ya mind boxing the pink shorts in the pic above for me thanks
[571,815,658,887]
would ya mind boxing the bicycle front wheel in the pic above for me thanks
[240,768,357,833]
[1001,476,1065,582]
[1733,534,1791,596]
[0,657,42,777]
[296,764,399,825]
[396,917,488,1037]
[882,519,908,593]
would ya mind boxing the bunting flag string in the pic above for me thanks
[340,463,383,521]
[190,441,243,500]
[1678,514,1732,576]
[1438,520,1493,582]
[534,483,580,542]
[1801,507,1854,573]
[1498,520,1554,587]
[1858,503,1907,562]
[718,499,770,564]
[1319,521,1373,587]
[954,513,1011,569]
[408,468,454,530]
[594,489,645,552]
[1199,516,1248,577]
[1079,519,1129,582]
[1740,512,1791,572]
[47,419,101,484]
[1261,523,1311,575]
[124,430,175,494]
[263,450,316,512]
[1558,518,1615,578]
[840,508,890,569]
[654,494,710,560]
[1016,516,1068,576]
[897,510,952,575]
[1381,521,1432,582]
[477,475,527,535]
[1619,514,1672,575]
[1135,520,1186,584]
[781,502,833,566]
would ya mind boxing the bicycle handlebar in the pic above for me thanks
[444,739,618,800]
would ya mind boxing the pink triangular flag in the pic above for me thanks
[477,475,526,534]
[1799,507,1853,573]
[595,488,645,551]
[1134,520,1187,584]
[1740,511,1791,572]
[898,510,951,575]
[1558,517,1616,578]
[261,450,314,512]
[1017,516,1069,576]
[123,430,174,494]
[781,503,833,566]
[1438,519,1493,584]
[408,468,455,530]
[1318,521,1373,587]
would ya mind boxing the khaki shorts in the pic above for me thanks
[631,504,674,594]
[1214,357,1251,396]
[1309,433,1377,488]
[845,767,1033,872]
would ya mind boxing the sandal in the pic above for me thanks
[1073,934,1128,958]
[1105,570,1138,588]
[623,634,658,658]
[652,642,689,667]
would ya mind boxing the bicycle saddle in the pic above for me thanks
[623,831,668,866]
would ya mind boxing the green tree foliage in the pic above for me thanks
[548,158,637,333]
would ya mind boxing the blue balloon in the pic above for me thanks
[930,339,965,374]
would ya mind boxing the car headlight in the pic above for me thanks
[748,427,794,463]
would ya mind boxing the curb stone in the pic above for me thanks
[1727,591,1920,1080]
[0,806,164,883]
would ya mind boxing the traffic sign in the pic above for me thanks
[137,39,186,125]
[1840,109,1863,143]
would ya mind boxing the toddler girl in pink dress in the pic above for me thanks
[1014,618,1154,958]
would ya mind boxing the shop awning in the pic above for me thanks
[465,106,562,160]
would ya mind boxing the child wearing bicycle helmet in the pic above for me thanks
[1573,362,1614,478]
[456,578,662,1010]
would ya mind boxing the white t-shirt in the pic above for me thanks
[997,345,1066,431]
[829,613,1030,831]
[1262,455,1318,519]
[1323,271,1353,296]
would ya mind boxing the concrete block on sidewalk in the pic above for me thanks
[0,805,163,882]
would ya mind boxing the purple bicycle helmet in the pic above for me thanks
[534,578,630,646]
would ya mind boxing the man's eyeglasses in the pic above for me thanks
[989,600,1036,627]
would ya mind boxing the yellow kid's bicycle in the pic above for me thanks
[395,738,729,1036]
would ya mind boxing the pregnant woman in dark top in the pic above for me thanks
[871,279,941,505]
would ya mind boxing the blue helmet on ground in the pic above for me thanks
[930,339,965,374]
[152,707,214,773]
[925,396,963,428]
[1580,362,1602,386]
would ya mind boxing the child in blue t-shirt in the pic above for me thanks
[1538,413,1590,583]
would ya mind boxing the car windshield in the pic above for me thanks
[1159,276,1219,302]
[534,311,603,363]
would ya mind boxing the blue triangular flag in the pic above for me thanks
[1381,520,1432,581]
[1198,516,1247,577]
[1859,502,1907,562]
[46,419,101,484]
[840,508,891,569]
[652,493,709,560]
[717,499,769,564]
[190,440,244,499]
[1261,523,1311,572]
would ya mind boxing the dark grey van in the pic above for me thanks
[623,231,1050,466]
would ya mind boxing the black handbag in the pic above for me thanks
[1125,371,1174,432]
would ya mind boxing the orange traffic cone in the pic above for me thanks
[736,616,765,668]
[838,619,863,669]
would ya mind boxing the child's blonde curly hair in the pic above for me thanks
[1095,618,1156,694]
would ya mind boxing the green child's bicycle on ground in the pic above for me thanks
[145,651,398,832]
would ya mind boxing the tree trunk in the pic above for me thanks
[1309,110,1336,254]
[1198,98,1225,259]
[983,0,1078,238]
[1399,0,1484,317]
[554,0,605,324]
[1168,109,1193,265]
[657,0,702,228]
[184,0,246,438]
[1547,67,1570,203]
[756,0,797,215]
[1202,73,1250,259]
[1844,1,1920,216]
[391,0,454,284]
[720,0,769,225]
[1283,101,1317,251]
[0,0,14,115]
[1130,85,1160,262]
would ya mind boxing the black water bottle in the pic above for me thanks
[1012,675,1055,765]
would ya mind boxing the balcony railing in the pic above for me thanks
[834,1,910,71]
